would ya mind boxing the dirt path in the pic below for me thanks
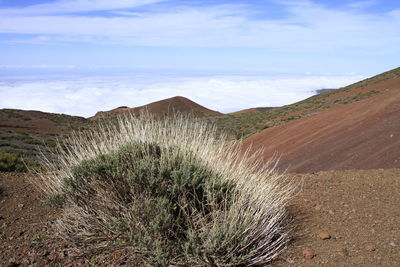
[1,170,399,266]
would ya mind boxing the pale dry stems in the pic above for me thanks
[34,112,297,266]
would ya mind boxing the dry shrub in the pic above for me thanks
[36,113,296,266]
[0,151,26,172]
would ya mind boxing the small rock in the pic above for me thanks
[314,205,322,211]
[58,251,66,259]
[7,258,19,267]
[41,250,50,257]
[389,241,396,247]
[18,204,24,209]
[341,248,350,257]
[319,232,331,240]
[48,252,57,261]
[328,210,334,215]
[303,249,316,260]
[21,258,30,265]
[285,257,294,263]
[366,245,376,251]
[67,249,82,257]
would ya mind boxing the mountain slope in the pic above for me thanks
[209,68,400,139]
[0,109,89,170]
[1,96,220,169]
[91,96,221,120]
[228,108,262,115]
[243,67,400,173]
[0,109,87,133]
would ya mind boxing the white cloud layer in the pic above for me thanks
[0,74,364,117]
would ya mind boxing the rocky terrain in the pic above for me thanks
[273,169,400,266]
[1,169,399,266]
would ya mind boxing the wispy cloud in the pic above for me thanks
[0,0,165,15]
[0,74,364,117]
[0,1,395,116]
[0,0,399,54]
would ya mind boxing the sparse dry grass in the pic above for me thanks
[34,113,296,266]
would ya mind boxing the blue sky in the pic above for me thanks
[0,0,399,116]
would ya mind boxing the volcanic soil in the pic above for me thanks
[244,77,400,173]
[273,169,400,266]
[0,173,140,266]
[1,169,399,266]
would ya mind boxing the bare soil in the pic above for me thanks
[273,169,400,266]
[1,169,399,266]
[244,79,400,173]
[0,173,132,266]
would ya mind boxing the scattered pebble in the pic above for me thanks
[21,258,30,265]
[48,251,58,261]
[17,203,24,209]
[341,248,350,257]
[7,257,19,267]
[303,249,316,260]
[67,249,83,257]
[285,257,294,263]
[314,205,322,211]
[319,232,331,240]
[389,241,396,247]
[366,245,376,251]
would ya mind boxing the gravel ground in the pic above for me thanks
[273,169,400,267]
[1,169,399,266]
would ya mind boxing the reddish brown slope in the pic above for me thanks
[243,77,400,173]
[91,96,221,120]
[0,109,87,133]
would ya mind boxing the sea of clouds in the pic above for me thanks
[0,70,365,118]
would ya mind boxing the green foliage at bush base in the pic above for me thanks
[0,151,26,172]
[50,141,236,265]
